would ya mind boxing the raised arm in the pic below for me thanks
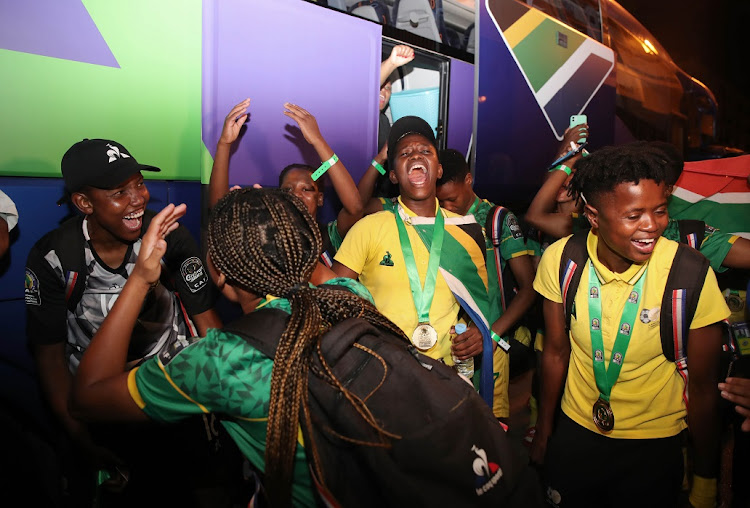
[525,125,587,239]
[336,142,390,237]
[284,103,363,219]
[71,204,187,422]
[209,98,251,209]
[380,45,415,86]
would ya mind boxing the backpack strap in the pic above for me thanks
[559,230,590,332]
[51,216,88,312]
[222,308,291,359]
[659,243,710,407]
[676,219,706,249]
[485,205,509,309]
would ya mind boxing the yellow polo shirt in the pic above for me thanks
[533,232,729,439]
[334,199,466,365]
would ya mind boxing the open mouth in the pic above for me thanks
[631,237,656,254]
[407,163,428,186]
[123,209,144,231]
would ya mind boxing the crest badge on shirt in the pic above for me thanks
[24,268,41,305]
[180,257,208,293]
[506,214,523,240]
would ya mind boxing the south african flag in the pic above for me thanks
[669,155,750,239]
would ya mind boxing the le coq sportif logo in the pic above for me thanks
[106,144,131,163]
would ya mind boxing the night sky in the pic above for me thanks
[615,0,749,152]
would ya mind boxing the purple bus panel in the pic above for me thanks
[202,0,381,222]
[447,57,475,159]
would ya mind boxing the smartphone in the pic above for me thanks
[570,114,587,128]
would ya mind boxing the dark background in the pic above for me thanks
[616,0,750,153]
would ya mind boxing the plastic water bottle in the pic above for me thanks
[452,323,474,379]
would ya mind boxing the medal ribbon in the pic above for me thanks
[395,206,445,324]
[588,261,646,402]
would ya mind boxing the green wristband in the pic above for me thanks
[372,159,386,175]
[491,331,511,352]
[311,153,339,181]
[549,164,572,176]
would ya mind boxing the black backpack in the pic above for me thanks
[224,307,545,508]
[558,229,711,404]
[485,205,542,378]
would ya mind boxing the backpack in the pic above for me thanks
[224,307,545,508]
[485,206,542,378]
[558,229,710,405]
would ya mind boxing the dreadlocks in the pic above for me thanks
[207,188,405,506]
[570,143,671,208]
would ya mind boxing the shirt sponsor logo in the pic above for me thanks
[180,257,208,293]
[25,268,41,305]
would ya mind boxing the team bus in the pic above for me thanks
[0,0,728,501]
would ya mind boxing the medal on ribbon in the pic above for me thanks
[395,205,445,351]
[587,262,646,433]
[592,398,615,432]
[412,323,438,350]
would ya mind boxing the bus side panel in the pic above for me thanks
[447,57,475,158]
[201,0,382,223]
[475,0,552,207]
[474,0,616,207]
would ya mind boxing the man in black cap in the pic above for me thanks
[333,117,498,406]
[25,139,233,507]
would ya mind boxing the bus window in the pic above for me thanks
[526,0,602,42]
[381,39,450,149]
[312,0,475,55]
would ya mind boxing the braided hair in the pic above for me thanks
[569,143,671,208]
[207,188,406,506]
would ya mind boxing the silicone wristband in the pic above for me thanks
[491,331,511,351]
[549,164,572,176]
[372,159,386,175]
[311,153,339,181]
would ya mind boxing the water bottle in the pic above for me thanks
[452,323,474,379]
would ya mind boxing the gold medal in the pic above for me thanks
[592,398,614,432]
[411,323,438,350]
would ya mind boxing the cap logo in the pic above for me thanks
[106,144,131,163]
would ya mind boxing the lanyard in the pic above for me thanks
[587,261,646,402]
[394,207,445,324]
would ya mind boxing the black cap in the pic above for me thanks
[59,139,160,202]
[387,116,437,169]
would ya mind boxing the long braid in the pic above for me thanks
[207,188,406,506]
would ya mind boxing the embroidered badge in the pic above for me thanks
[507,214,523,240]
[25,268,41,306]
[180,257,208,293]
[379,251,394,266]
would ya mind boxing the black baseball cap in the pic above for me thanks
[387,116,437,169]
[58,139,160,203]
